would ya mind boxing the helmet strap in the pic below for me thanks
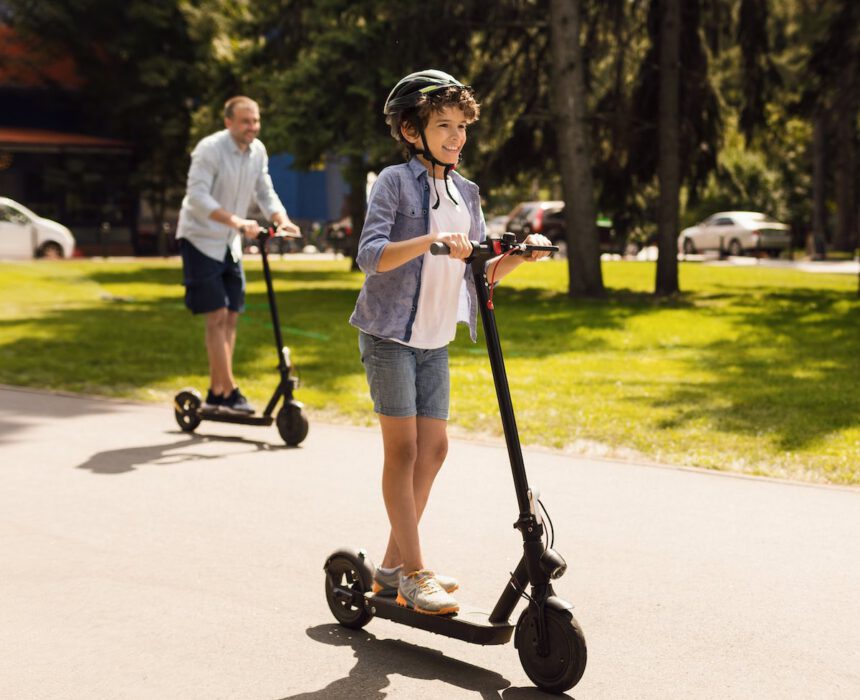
[442,164,459,206]
[415,125,459,209]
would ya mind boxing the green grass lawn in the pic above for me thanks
[1,256,857,485]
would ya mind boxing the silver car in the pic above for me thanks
[0,197,76,259]
[678,211,791,257]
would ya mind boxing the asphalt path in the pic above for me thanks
[1,386,858,699]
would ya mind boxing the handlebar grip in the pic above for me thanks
[430,239,557,257]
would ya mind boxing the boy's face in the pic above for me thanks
[402,105,468,166]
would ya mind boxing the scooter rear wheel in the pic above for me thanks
[174,389,202,432]
[276,403,309,446]
[515,605,587,693]
[324,550,374,629]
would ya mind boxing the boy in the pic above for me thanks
[349,70,552,615]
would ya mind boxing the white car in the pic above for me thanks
[678,211,791,257]
[0,197,76,259]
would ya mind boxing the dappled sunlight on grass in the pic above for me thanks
[0,257,857,484]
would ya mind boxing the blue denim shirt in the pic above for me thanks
[349,158,487,343]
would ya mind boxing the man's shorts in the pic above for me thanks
[358,331,450,420]
[179,239,245,314]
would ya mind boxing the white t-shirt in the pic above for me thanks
[404,179,471,349]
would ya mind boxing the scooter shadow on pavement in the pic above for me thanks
[75,431,282,475]
[275,624,575,700]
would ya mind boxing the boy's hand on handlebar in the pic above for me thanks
[435,232,472,260]
[522,234,553,260]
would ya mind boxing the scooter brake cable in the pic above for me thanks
[507,570,535,604]
[487,250,515,309]
[538,498,555,548]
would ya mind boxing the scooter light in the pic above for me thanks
[539,548,567,580]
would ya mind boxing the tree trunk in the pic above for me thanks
[811,111,827,252]
[155,182,168,257]
[655,0,681,295]
[548,0,604,297]
[345,155,367,271]
[832,102,857,253]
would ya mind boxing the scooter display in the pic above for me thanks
[323,233,586,693]
[173,227,309,446]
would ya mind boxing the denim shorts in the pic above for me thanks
[180,239,245,314]
[358,331,450,419]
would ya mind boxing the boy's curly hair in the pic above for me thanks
[386,86,480,148]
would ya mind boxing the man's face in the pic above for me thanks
[225,104,261,147]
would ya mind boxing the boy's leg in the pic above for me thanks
[381,416,448,568]
[413,416,448,513]
[378,413,459,613]
[378,414,423,573]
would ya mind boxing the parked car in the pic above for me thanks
[505,200,641,255]
[505,200,564,240]
[0,197,76,259]
[485,214,509,237]
[678,211,791,257]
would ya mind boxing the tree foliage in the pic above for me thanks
[8,0,212,247]
[7,0,858,280]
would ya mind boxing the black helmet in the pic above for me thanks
[383,69,466,115]
[384,69,471,209]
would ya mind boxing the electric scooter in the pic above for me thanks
[173,227,309,446]
[323,233,586,694]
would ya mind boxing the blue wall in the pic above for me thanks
[268,153,350,223]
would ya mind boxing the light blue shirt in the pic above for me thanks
[176,129,285,261]
[349,158,487,343]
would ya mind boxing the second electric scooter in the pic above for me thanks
[173,227,309,446]
[323,234,586,694]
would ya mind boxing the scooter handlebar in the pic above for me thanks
[237,224,302,242]
[429,241,466,256]
[430,238,558,257]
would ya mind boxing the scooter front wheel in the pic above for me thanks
[515,605,587,693]
[174,389,202,432]
[276,402,309,446]
[324,548,374,629]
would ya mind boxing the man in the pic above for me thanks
[176,95,299,415]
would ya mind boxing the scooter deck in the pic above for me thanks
[365,593,514,645]
[199,412,274,427]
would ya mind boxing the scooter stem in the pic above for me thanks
[471,261,531,516]
[258,230,289,374]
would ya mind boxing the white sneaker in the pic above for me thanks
[373,565,458,596]
[396,570,459,615]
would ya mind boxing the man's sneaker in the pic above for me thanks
[396,570,459,615]
[373,565,458,597]
[202,389,222,413]
[221,387,255,415]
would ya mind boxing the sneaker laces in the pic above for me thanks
[410,570,443,595]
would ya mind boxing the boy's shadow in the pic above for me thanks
[75,431,282,475]
[277,624,575,699]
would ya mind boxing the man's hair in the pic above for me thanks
[224,96,259,120]
[386,86,480,145]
